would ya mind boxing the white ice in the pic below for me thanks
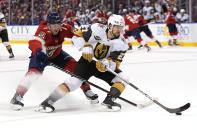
[0,44,196,131]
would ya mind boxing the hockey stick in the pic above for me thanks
[48,62,152,109]
[106,67,190,114]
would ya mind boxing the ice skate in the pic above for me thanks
[83,89,99,104]
[35,98,55,113]
[168,40,172,46]
[137,44,143,49]
[144,44,151,52]
[128,45,132,50]
[9,52,14,59]
[173,41,179,46]
[10,93,24,110]
[101,94,121,111]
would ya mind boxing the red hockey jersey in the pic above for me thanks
[29,21,74,59]
[63,12,79,26]
[165,9,176,24]
[138,15,148,25]
[124,14,140,31]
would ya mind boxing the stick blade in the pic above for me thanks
[179,103,190,112]
[169,103,190,114]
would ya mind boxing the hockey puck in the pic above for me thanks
[176,112,182,115]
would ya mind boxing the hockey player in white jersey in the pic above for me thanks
[0,12,14,59]
[36,14,129,112]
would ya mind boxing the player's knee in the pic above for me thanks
[64,77,82,92]
[111,72,129,87]
[19,71,41,88]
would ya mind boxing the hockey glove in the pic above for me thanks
[35,50,48,64]
[96,59,117,72]
[82,46,93,62]
[96,60,107,72]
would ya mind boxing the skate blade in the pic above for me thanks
[9,57,15,60]
[100,103,121,112]
[86,97,99,105]
[34,106,54,113]
[90,99,99,104]
[10,104,23,111]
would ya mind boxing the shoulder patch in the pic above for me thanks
[38,31,46,39]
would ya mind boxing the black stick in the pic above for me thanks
[106,68,190,114]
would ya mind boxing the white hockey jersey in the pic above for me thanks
[72,23,128,61]
[143,6,154,21]
[176,13,189,22]
[0,12,6,31]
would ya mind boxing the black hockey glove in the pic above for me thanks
[35,50,48,64]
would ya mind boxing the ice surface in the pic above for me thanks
[0,44,196,131]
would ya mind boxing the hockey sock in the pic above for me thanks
[3,42,13,54]
[47,83,70,104]
[16,85,28,97]
[110,82,125,96]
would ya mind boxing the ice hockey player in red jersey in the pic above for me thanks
[97,8,110,25]
[124,9,151,51]
[10,12,98,110]
[138,14,162,48]
[63,8,81,27]
[165,4,178,46]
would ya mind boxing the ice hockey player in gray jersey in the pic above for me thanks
[0,12,14,59]
[36,14,129,113]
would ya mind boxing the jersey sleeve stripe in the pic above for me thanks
[32,36,46,45]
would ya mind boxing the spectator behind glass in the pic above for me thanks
[117,3,124,15]
[33,15,41,25]
[132,0,143,14]
[176,9,189,23]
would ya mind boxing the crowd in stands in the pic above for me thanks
[0,0,189,25]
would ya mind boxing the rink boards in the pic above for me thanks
[1,23,197,46]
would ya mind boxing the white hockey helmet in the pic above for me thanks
[180,9,185,13]
[107,14,125,28]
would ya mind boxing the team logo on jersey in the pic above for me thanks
[94,36,101,40]
[38,31,46,39]
[94,42,110,60]
[46,45,61,57]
